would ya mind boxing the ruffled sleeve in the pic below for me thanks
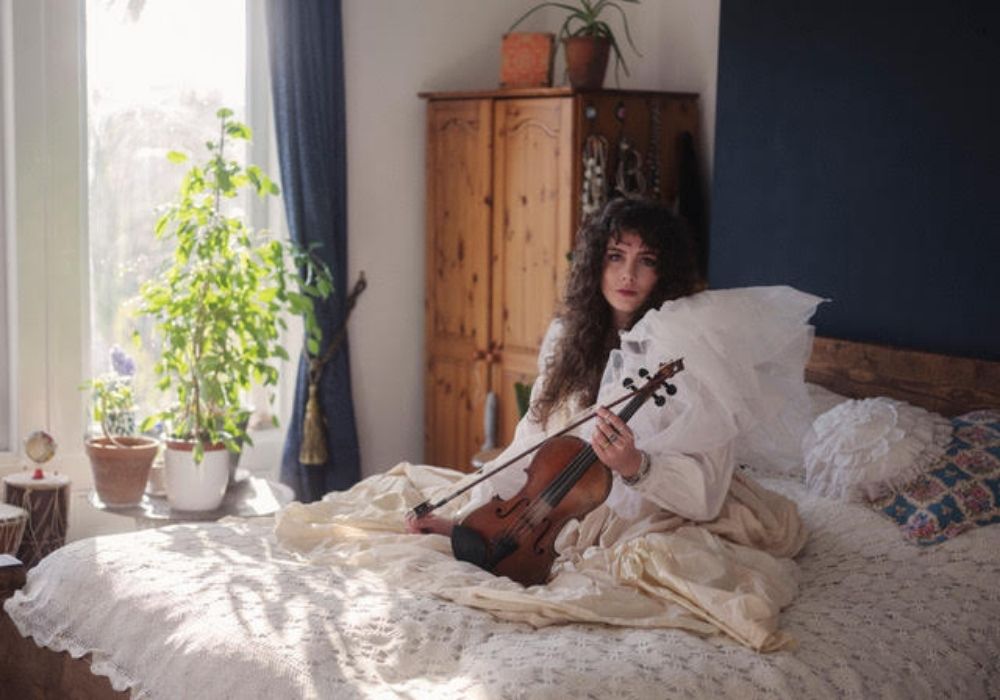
[597,286,824,522]
[631,447,735,521]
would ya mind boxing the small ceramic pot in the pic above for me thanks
[563,36,611,89]
[164,440,231,512]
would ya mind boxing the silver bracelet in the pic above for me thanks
[622,450,651,486]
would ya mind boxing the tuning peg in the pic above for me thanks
[637,368,649,378]
[623,377,636,389]
[665,383,677,396]
[652,393,666,406]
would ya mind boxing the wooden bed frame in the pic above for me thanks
[1,337,998,699]
[807,337,1000,416]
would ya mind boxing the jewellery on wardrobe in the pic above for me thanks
[581,135,609,220]
[647,100,662,198]
[615,137,646,198]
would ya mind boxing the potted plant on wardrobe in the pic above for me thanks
[509,0,642,89]
[139,108,332,512]
[83,346,159,507]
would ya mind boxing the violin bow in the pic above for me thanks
[411,357,684,518]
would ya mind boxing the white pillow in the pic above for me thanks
[803,397,953,501]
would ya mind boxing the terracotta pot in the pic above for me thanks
[164,439,231,512]
[86,436,159,507]
[563,36,611,89]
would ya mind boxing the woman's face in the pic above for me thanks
[601,230,659,330]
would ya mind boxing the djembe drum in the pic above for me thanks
[3,472,71,567]
[0,503,28,556]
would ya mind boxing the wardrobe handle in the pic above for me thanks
[485,341,502,364]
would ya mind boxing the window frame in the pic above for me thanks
[0,0,11,455]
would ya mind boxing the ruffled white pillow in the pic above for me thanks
[803,397,953,501]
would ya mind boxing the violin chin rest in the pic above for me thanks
[451,525,489,568]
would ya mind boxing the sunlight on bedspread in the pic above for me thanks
[4,466,999,699]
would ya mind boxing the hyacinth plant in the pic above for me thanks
[83,345,139,443]
[139,108,332,463]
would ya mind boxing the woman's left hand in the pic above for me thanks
[591,407,643,479]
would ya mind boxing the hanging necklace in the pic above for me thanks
[581,134,609,220]
[615,137,646,198]
[647,100,662,198]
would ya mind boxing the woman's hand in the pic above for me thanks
[591,407,644,479]
[405,510,455,536]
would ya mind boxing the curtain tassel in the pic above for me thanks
[297,272,368,468]
[299,381,328,466]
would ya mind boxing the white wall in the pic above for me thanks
[343,1,720,477]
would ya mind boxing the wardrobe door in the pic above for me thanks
[424,99,493,470]
[490,97,575,445]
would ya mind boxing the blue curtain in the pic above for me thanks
[267,0,360,501]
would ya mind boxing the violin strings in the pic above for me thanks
[488,378,665,556]
[496,454,582,544]
[494,390,648,547]
[496,446,596,545]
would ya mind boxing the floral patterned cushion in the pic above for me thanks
[873,410,1000,545]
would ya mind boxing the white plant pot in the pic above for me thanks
[164,441,231,512]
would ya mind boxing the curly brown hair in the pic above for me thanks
[531,198,702,427]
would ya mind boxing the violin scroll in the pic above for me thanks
[621,358,684,400]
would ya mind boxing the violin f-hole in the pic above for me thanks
[494,495,530,520]
[531,518,553,555]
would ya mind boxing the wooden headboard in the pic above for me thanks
[806,337,1000,417]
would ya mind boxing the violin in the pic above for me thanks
[414,358,684,587]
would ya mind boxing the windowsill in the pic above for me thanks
[239,425,286,482]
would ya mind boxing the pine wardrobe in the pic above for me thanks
[421,87,700,471]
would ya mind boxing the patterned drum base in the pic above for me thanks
[3,473,70,567]
[0,502,28,555]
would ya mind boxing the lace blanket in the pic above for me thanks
[5,472,999,699]
[275,463,806,652]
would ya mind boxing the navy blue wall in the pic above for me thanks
[710,1,1000,360]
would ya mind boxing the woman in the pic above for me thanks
[407,199,815,576]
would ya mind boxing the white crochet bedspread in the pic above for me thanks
[6,477,1000,699]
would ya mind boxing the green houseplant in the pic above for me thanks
[82,346,159,507]
[139,108,331,511]
[509,0,641,88]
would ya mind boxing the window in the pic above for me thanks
[86,0,248,414]
[2,0,280,480]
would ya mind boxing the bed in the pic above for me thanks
[2,337,999,699]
